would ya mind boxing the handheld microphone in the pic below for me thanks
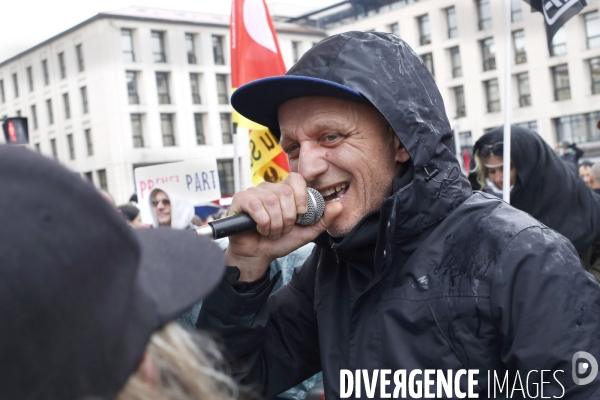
[195,188,325,239]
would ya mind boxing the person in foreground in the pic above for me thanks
[473,126,600,283]
[197,32,600,398]
[0,145,237,399]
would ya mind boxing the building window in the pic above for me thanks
[31,105,38,130]
[212,35,225,65]
[27,66,34,92]
[0,80,4,103]
[76,44,84,72]
[35,143,40,153]
[42,59,49,85]
[66,134,75,160]
[84,171,93,183]
[459,131,472,152]
[511,0,522,22]
[126,72,139,104]
[292,41,301,63]
[555,111,600,143]
[552,64,571,100]
[417,15,431,45]
[513,30,527,64]
[194,113,205,145]
[454,86,466,117]
[450,46,462,78]
[156,72,170,104]
[97,169,108,191]
[186,33,197,64]
[481,37,496,71]
[12,73,19,98]
[220,113,232,144]
[216,74,229,104]
[419,53,434,77]
[484,79,501,113]
[161,114,175,146]
[388,22,399,36]
[551,27,567,56]
[584,11,600,49]
[121,29,135,62]
[85,128,93,156]
[151,31,166,63]
[50,138,58,159]
[516,72,531,107]
[446,7,458,39]
[80,86,88,114]
[217,159,235,195]
[46,99,53,125]
[477,0,493,30]
[63,93,71,119]
[58,52,66,79]
[188,73,201,104]
[131,113,144,148]
[16,110,21,117]
[515,120,538,131]
[591,57,600,95]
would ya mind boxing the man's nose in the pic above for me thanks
[297,144,328,182]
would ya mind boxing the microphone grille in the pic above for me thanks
[297,187,325,226]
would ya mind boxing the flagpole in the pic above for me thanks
[502,0,512,204]
[233,122,240,193]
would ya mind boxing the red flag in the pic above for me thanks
[231,0,286,88]
[230,0,290,185]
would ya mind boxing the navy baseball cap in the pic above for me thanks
[232,75,369,140]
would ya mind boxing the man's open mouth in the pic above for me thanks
[319,183,349,203]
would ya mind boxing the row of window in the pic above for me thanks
[451,57,600,118]
[34,128,94,162]
[121,28,226,65]
[9,86,89,131]
[408,5,599,52]
[130,112,232,148]
[126,71,229,106]
[0,45,84,103]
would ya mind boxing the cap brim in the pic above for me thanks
[132,228,225,325]
[231,75,369,140]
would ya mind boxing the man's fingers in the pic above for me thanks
[318,201,344,231]
[283,173,308,215]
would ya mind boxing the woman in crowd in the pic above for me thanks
[473,125,600,283]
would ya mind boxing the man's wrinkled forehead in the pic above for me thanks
[277,95,390,142]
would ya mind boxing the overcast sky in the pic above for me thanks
[1,0,338,62]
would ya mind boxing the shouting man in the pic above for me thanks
[197,32,600,398]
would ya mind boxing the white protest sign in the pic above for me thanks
[134,158,221,224]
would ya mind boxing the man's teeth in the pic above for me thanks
[320,183,347,197]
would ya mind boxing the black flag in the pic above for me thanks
[523,0,587,53]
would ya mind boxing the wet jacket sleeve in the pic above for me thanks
[492,226,600,397]
[196,253,322,398]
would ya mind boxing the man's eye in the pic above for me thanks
[323,133,340,142]
[286,144,300,154]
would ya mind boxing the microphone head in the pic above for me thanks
[297,187,325,226]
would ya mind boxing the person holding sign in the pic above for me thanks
[197,32,600,398]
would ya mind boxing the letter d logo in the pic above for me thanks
[572,351,598,385]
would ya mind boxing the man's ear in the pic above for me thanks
[394,136,411,163]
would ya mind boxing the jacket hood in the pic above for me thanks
[148,187,195,230]
[474,126,600,252]
[288,31,471,233]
